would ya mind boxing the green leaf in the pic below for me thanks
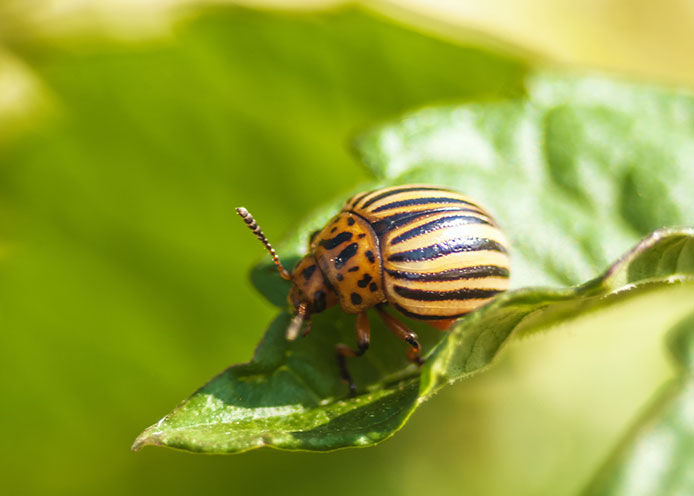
[582,311,694,496]
[134,73,694,454]
[133,227,694,453]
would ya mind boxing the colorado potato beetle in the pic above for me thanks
[237,184,510,394]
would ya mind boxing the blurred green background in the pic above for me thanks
[1,1,693,495]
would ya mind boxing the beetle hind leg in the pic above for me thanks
[375,304,424,365]
[336,311,371,396]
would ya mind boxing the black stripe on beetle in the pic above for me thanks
[389,215,490,245]
[371,197,475,213]
[369,207,475,236]
[394,285,503,301]
[393,303,470,321]
[348,266,359,272]
[360,186,447,209]
[386,265,510,281]
[388,238,507,263]
[319,231,353,250]
[365,250,375,263]
[334,243,358,269]
[350,189,376,208]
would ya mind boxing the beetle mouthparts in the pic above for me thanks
[286,311,304,341]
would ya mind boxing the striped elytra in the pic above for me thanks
[346,185,510,324]
[236,184,510,394]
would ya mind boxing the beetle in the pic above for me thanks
[236,184,510,394]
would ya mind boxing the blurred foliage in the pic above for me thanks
[3,0,694,86]
[584,311,694,496]
[135,71,694,456]
[2,2,693,496]
[373,0,694,86]
[0,5,528,495]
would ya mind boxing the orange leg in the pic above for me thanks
[301,316,312,338]
[336,311,370,396]
[375,304,424,365]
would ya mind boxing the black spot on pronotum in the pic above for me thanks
[365,250,375,263]
[348,266,359,272]
[348,217,355,226]
[350,292,363,305]
[357,273,372,288]
[336,274,344,281]
[369,282,378,292]
[301,264,317,281]
[313,290,327,313]
[319,231,353,250]
[335,243,358,269]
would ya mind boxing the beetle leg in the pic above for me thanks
[336,311,370,396]
[301,315,312,338]
[375,304,424,365]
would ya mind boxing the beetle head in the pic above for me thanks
[286,255,338,338]
[236,207,336,341]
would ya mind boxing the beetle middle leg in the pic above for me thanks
[336,311,370,396]
[375,304,424,365]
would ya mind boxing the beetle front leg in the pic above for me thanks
[336,311,370,396]
[375,304,424,365]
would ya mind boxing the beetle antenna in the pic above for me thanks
[236,207,292,281]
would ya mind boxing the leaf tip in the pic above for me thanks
[131,425,161,452]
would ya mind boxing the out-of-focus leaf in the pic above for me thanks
[582,311,694,496]
[0,4,530,488]
[133,228,694,453]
